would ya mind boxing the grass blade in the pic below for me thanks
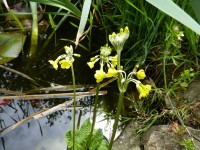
[75,0,92,47]
[146,0,200,35]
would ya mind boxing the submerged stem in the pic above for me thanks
[108,91,125,150]
[71,65,76,150]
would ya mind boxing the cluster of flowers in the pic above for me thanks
[87,26,151,99]
[48,27,151,99]
[87,44,118,83]
[48,45,80,70]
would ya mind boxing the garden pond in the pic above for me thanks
[0,12,124,150]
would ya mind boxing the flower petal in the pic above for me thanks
[94,69,107,83]
[136,69,146,80]
[49,60,58,70]
[107,68,118,78]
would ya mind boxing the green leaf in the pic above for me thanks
[75,0,92,46]
[49,13,56,29]
[98,139,109,150]
[0,33,26,64]
[65,119,108,150]
[146,0,200,35]
[28,0,81,18]
[180,82,188,88]
[65,130,73,148]
[89,129,104,150]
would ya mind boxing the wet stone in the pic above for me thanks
[112,122,141,150]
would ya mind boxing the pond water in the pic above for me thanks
[0,33,120,150]
[0,97,91,150]
[0,95,120,150]
[0,3,125,149]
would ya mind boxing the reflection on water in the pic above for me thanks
[0,94,122,150]
[0,97,93,150]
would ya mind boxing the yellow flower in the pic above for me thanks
[136,69,146,80]
[49,60,58,70]
[111,55,117,67]
[59,59,72,69]
[107,68,118,78]
[87,61,96,69]
[94,69,107,83]
[136,83,151,99]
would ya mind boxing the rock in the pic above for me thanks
[142,125,184,150]
[113,123,200,150]
[112,122,141,150]
[182,79,200,103]
[142,125,200,150]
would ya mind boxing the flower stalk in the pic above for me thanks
[71,64,76,150]
[48,45,80,150]
[87,26,151,150]
[108,91,125,150]
[88,82,100,145]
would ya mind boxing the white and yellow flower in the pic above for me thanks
[109,26,130,51]
[49,45,80,70]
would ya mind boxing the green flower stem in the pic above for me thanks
[108,49,125,150]
[117,50,123,88]
[71,64,76,150]
[88,82,100,145]
[108,91,125,150]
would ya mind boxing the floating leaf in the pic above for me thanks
[0,33,26,64]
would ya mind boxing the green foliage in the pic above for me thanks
[181,138,195,150]
[65,119,108,150]
[172,68,196,90]
[28,0,81,18]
